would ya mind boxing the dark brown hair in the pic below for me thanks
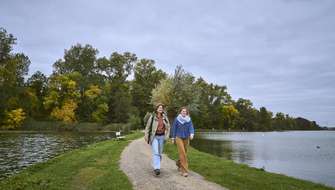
[155,103,165,114]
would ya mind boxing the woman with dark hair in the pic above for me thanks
[144,103,170,176]
[171,106,195,177]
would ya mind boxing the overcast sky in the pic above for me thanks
[1,0,334,126]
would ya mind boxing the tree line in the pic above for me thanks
[0,27,321,131]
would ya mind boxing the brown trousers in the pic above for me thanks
[175,137,190,173]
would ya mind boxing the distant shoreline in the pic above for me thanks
[195,128,330,132]
[1,125,331,133]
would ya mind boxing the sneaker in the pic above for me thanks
[182,173,188,177]
[154,169,160,176]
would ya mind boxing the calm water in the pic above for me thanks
[191,131,335,187]
[0,132,116,179]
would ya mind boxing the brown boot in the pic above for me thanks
[176,160,181,171]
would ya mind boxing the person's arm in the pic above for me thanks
[164,115,171,140]
[170,119,177,139]
[144,114,153,142]
[189,120,195,140]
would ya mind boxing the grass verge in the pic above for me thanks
[164,142,334,190]
[0,131,143,190]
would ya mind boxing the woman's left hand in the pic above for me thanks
[190,134,194,140]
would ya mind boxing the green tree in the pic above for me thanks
[97,52,136,82]
[234,98,258,131]
[92,103,109,123]
[97,52,137,123]
[258,107,273,131]
[53,44,98,77]
[207,84,231,129]
[151,66,200,121]
[273,112,286,130]
[151,78,173,108]
[0,28,30,125]
[192,78,210,129]
[131,59,166,119]
[26,71,48,118]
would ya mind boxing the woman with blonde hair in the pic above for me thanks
[144,103,170,176]
[170,106,195,177]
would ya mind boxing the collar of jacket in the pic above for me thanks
[153,112,168,120]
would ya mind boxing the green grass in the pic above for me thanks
[164,142,334,190]
[2,131,333,190]
[0,131,143,190]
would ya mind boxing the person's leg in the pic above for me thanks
[176,137,188,174]
[158,135,165,161]
[182,138,190,173]
[151,136,160,170]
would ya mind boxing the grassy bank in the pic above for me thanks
[15,119,133,133]
[0,131,143,190]
[165,142,334,190]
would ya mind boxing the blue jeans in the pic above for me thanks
[151,135,165,170]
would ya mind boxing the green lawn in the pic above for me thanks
[0,131,143,190]
[164,142,334,190]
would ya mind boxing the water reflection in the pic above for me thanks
[0,132,116,179]
[191,131,335,187]
[191,138,233,160]
[191,133,254,164]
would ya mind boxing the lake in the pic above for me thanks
[0,132,116,179]
[191,131,335,187]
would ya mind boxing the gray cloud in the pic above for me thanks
[1,0,334,126]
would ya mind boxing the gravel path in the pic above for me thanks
[120,138,227,190]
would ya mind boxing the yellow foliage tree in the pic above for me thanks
[84,85,102,100]
[43,91,60,110]
[44,74,81,124]
[51,100,78,124]
[151,78,173,107]
[222,105,239,129]
[2,108,26,129]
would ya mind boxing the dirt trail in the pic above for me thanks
[120,138,227,190]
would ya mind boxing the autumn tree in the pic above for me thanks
[44,73,80,124]
[221,105,239,129]
[2,108,26,129]
[0,28,30,127]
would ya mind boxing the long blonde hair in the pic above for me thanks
[179,106,189,115]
